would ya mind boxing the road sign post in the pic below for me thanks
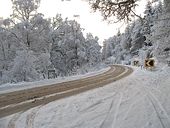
[145,59,155,69]
[48,70,56,79]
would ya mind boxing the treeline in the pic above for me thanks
[102,1,170,65]
[0,0,102,84]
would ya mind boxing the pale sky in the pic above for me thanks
[0,0,147,44]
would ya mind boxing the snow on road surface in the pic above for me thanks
[0,65,170,128]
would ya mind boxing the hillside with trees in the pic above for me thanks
[102,1,170,65]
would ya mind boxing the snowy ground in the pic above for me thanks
[0,65,170,128]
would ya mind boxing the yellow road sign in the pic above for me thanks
[145,59,155,67]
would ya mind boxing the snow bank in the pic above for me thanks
[0,67,110,94]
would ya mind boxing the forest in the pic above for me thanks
[0,0,170,84]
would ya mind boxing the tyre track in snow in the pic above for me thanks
[132,77,170,128]
[112,93,123,128]
[139,84,170,128]
[100,93,123,128]
[7,106,41,128]
[80,93,116,113]
[0,65,133,118]
[122,94,147,121]
[25,106,41,128]
[7,112,22,128]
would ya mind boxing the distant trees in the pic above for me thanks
[85,33,102,66]
[50,20,101,76]
[88,0,169,65]
[102,32,124,63]
[102,0,170,64]
[151,0,170,63]
[88,0,170,65]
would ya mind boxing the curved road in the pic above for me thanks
[0,65,133,118]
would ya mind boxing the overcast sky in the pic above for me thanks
[0,0,147,44]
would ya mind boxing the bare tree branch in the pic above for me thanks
[87,0,141,22]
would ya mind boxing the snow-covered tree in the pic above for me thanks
[142,1,154,47]
[102,32,124,63]
[11,0,40,22]
[103,37,115,58]
[29,13,52,52]
[130,19,145,53]
[85,33,102,66]
[102,40,107,60]
[0,27,9,70]
[8,50,39,82]
[120,25,132,51]
[7,13,51,52]
[0,0,53,83]
[164,0,170,12]
[0,23,20,71]
[50,19,86,76]
[151,0,170,63]
[101,0,169,65]
[6,0,52,53]
[35,53,51,78]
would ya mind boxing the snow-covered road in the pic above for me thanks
[0,65,132,118]
[0,65,170,128]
